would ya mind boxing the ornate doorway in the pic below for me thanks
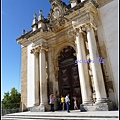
[58,46,82,109]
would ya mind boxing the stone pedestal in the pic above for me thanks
[80,101,113,111]
[30,105,41,112]
[30,104,50,112]
[95,101,113,111]
[39,104,45,112]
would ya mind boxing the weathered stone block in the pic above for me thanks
[80,101,113,111]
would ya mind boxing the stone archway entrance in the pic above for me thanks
[58,46,82,110]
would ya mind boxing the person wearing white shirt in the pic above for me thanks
[65,94,70,113]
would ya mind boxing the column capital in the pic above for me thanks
[74,26,86,36]
[31,45,48,54]
[85,22,97,31]
[74,28,80,36]
[31,47,40,54]
[40,45,48,51]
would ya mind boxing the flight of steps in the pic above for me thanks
[2,110,119,120]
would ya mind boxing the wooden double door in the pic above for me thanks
[58,57,82,110]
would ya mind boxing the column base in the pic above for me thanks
[80,101,113,111]
[83,100,93,104]
[30,103,50,112]
[95,101,113,111]
[34,103,39,106]
[95,98,108,103]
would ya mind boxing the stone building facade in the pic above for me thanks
[17,0,118,112]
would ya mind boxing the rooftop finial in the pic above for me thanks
[22,29,25,35]
[34,13,37,19]
[48,14,50,19]
[39,10,42,15]
[32,13,38,31]
[69,0,78,8]
[38,10,44,21]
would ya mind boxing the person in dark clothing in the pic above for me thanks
[49,94,55,112]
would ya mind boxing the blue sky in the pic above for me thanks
[2,0,70,100]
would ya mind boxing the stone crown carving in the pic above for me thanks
[47,0,69,32]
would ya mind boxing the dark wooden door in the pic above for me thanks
[58,47,82,110]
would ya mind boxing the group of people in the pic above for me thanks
[49,93,78,113]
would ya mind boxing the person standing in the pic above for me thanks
[49,94,55,112]
[73,96,78,110]
[65,93,70,113]
[57,96,61,110]
[60,95,65,111]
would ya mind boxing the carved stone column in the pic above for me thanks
[75,28,93,104]
[39,46,48,111]
[86,23,108,103]
[34,51,40,105]
[30,47,40,111]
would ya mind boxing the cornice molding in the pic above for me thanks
[72,2,98,30]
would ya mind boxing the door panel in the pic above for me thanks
[58,62,82,109]
[58,46,82,110]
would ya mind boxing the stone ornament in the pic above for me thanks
[48,0,69,32]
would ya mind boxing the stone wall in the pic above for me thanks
[21,46,28,111]
[27,44,35,107]
[99,0,118,108]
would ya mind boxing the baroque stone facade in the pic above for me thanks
[17,0,118,112]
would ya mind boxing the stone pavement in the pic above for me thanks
[2,110,119,120]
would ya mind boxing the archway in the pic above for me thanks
[58,46,82,110]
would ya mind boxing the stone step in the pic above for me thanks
[2,110,119,120]
[1,116,119,120]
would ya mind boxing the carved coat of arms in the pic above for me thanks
[48,0,69,32]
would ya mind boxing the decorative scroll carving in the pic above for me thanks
[70,25,87,37]
[47,0,69,32]
[85,23,97,32]
[31,46,40,54]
